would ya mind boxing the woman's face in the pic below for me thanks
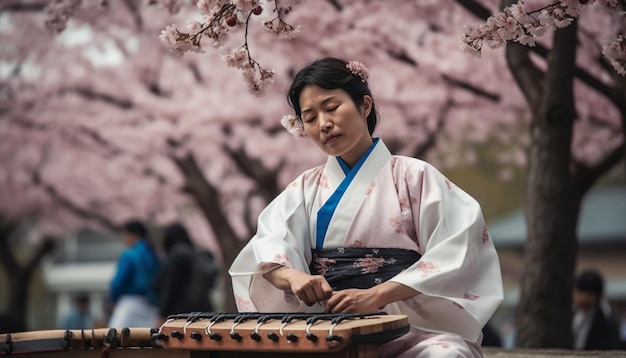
[299,85,373,167]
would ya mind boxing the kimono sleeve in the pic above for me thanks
[389,160,503,342]
[228,174,321,313]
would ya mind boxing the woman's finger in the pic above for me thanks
[302,286,319,306]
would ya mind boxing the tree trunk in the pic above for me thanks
[0,221,56,329]
[458,0,625,347]
[515,23,579,348]
[173,154,246,312]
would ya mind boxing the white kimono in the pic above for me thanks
[229,139,503,357]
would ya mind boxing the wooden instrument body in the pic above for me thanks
[156,313,408,355]
[0,313,409,358]
[0,328,157,357]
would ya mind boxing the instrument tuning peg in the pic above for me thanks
[250,332,261,341]
[230,332,243,341]
[326,334,343,343]
[267,332,279,342]
[306,332,318,342]
[286,333,298,342]
[209,333,222,341]
[151,333,168,342]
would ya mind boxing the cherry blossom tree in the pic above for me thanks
[457,0,625,348]
[2,2,623,345]
[1,0,528,317]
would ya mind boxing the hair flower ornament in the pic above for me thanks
[346,60,369,83]
[281,114,306,139]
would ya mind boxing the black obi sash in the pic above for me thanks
[309,247,421,291]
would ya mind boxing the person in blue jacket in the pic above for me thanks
[108,220,161,328]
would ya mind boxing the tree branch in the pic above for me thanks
[188,63,204,84]
[33,170,118,231]
[456,0,493,20]
[441,74,500,102]
[412,98,453,158]
[122,0,143,30]
[23,236,56,277]
[386,49,418,67]
[0,0,47,12]
[222,144,284,203]
[456,0,619,107]
[172,153,242,246]
[572,143,625,196]
[67,87,134,109]
[325,0,343,11]
[10,114,124,158]
[506,42,545,115]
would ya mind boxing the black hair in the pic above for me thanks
[287,57,378,135]
[163,222,193,253]
[574,269,604,297]
[123,220,148,239]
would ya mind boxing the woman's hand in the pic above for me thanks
[263,266,332,306]
[286,269,333,306]
[325,281,420,313]
[325,288,382,313]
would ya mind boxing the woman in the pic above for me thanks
[229,57,503,357]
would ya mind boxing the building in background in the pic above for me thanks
[42,228,125,329]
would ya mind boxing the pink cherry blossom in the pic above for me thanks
[280,115,306,139]
[603,35,626,75]
[460,0,626,76]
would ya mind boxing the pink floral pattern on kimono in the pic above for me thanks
[391,156,398,170]
[316,172,330,189]
[284,291,298,304]
[235,295,253,311]
[464,293,479,300]
[313,257,336,275]
[399,196,409,210]
[390,217,408,235]
[356,255,386,274]
[352,240,367,248]
[273,253,292,267]
[481,222,490,243]
[310,248,420,291]
[416,260,440,277]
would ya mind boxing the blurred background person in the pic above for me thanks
[0,313,26,334]
[155,222,218,322]
[108,220,161,328]
[60,293,93,330]
[572,269,620,350]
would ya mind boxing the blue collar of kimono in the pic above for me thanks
[316,138,380,249]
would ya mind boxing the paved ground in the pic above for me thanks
[484,348,626,357]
